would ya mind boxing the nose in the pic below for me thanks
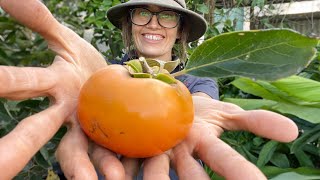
[146,15,161,29]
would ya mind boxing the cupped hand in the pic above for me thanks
[0,0,115,179]
[102,95,298,180]
[141,95,298,180]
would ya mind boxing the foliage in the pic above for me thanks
[0,11,54,66]
[205,128,320,179]
[0,0,320,179]
[0,98,67,179]
[44,0,124,61]
[188,1,320,179]
[226,76,320,123]
[183,29,318,81]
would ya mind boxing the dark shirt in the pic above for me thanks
[109,54,219,100]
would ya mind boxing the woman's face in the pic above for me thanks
[131,5,181,62]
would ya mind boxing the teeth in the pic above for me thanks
[144,34,163,41]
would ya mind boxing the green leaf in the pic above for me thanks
[34,151,50,169]
[294,149,315,167]
[231,76,320,123]
[271,172,320,180]
[270,152,290,168]
[132,73,152,78]
[185,29,318,81]
[196,4,209,14]
[291,124,320,153]
[257,140,279,167]
[145,58,180,73]
[252,0,265,8]
[271,102,320,124]
[262,166,320,179]
[231,78,284,101]
[241,146,258,163]
[154,73,177,84]
[223,98,277,110]
[271,76,320,106]
[124,60,143,73]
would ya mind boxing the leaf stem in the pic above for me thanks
[139,57,154,74]
[171,69,187,77]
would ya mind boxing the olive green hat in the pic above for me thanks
[107,0,207,42]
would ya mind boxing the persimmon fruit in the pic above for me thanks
[77,64,194,158]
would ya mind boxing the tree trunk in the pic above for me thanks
[204,0,216,26]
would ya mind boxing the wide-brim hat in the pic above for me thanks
[107,0,207,42]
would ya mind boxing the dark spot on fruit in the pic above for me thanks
[89,118,98,133]
[97,123,109,138]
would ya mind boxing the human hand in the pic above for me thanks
[105,95,298,180]
[169,95,298,180]
[0,1,168,179]
[0,0,114,179]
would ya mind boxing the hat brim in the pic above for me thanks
[107,0,207,42]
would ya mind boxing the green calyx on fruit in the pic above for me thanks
[124,57,178,84]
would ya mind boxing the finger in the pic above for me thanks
[121,157,140,180]
[143,153,170,180]
[197,133,267,180]
[226,110,299,142]
[0,0,60,40]
[0,0,106,71]
[171,145,210,180]
[193,96,243,114]
[91,144,125,180]
[0,66,56,100]
[0,103,68,179]
[56,123,97,180]
[192,97,298,142]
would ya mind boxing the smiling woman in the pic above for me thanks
[108,0,207,63]
[102,0,221,179]
[130,5,181,61]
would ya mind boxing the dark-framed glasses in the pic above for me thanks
[129,8,181,28]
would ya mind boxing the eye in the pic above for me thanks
[139,10,151,17]
[159,11,177,21]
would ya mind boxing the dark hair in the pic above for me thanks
[121,13,189,63]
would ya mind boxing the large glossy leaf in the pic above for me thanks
[224,98,320,124]
[232,76,320,107]
[270,172,320,180]
[223,98,277,110]
[272,103,320,124]
[229,76,320,123]
[272,76,320,104]
[231,78,283,101]
[184,29,318,81]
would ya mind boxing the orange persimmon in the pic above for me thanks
[77,65,194,158]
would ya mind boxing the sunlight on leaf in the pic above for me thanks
[185,29,318,81]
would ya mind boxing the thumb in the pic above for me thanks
[227,110,299,142]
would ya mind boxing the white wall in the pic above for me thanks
[243,0,320,30]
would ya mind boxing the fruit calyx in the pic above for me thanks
[124,57,178,84]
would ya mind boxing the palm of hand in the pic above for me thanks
[169,96,298,179]
[0,0,107,178]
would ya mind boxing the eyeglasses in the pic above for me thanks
[129,8,181,28]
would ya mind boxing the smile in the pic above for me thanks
[143,34,164,41]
